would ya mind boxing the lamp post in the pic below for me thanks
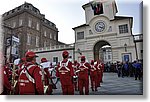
[124,43,127,52]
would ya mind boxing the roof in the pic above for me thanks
[57,41,67,45]
[112,16,133,21]
[72,24,89,30]
[82,1,94,10]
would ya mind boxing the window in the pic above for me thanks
[50,33,52,39]
[28,18,32,27]
[119,24,128,34]
[36,22,39,30]
[12,21,16,28]
[12,9,15,13]
[53,57,58,63]
[44,41,47,47]
[18,6,21,10]
[77,31,84,40]
[44,31,47,37]
[24,5,30,9]
[105,56,107,60]
[27,34,31,45]
[108,55,111,60]
[54,35,56,40]
[36,36,39,47]
[19,19,23,26]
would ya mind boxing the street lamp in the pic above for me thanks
[124,43,127,52]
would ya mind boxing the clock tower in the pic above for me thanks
[82,0,118,24]
[73,0,136,63]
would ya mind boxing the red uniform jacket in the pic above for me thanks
[3,66,11,92]
[18,62,44,95]
[72,62,80,75]
[97,63,102,73]
[56,60,74,86]
[44,68,52,85]
[90,64,97,77]
[78,62,91,79]
[4,65,12,80]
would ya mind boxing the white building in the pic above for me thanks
[133,34,143,61]
[30,44,74,64]
[73,0,140,63]
[100,46,112,63]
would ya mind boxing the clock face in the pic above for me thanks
[95,21,106,32]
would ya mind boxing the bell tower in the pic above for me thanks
[82,0,118,24]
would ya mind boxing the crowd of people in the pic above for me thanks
[104,61,143,80]
[2,50,105,95]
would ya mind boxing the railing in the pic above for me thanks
[29,44,75,52]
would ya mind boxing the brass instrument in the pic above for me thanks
[10,64,16,95]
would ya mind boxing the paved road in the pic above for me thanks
[52,72,143,95]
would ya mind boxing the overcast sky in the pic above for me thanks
[0,0,142,44]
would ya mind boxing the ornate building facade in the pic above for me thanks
[2,2,59,61]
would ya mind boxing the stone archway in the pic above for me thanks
[93,40,112,62]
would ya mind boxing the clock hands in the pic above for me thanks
[95,21,106,32]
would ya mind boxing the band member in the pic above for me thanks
[40,58,53,94]
[18,51,44,94]
[97,60,102,87]
[72,60,79,91]
[56,50,74,95]
[2,64,12,94]
[78,56,91,95]
[14,57,26,94]
[101,61,104,82]
[49,63,57,89]
[90,60,98,91]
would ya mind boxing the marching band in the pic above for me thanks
[1,50,104,95]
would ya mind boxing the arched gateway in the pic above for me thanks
[93,40,111,61]
[73,0,136,63]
